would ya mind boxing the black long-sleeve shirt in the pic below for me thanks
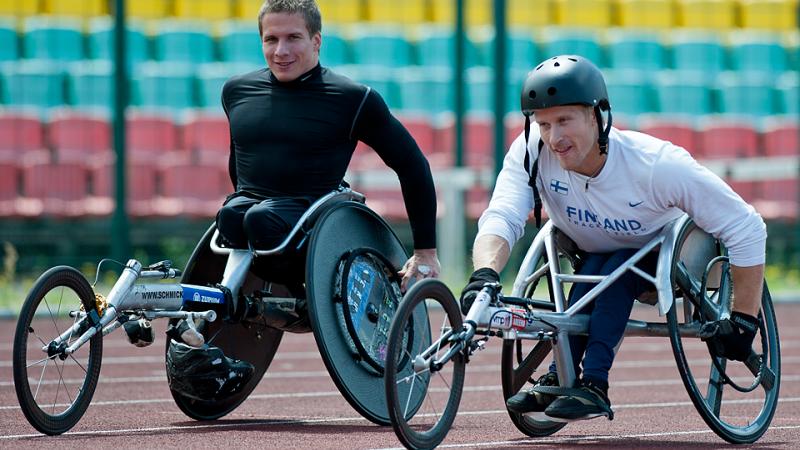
[221,64,436,249]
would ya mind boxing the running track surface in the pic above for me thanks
[2,302,800,449]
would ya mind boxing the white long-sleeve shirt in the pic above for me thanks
[477,126,767,266]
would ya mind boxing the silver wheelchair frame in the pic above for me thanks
[383,215,780,449]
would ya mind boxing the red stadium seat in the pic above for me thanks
[398,114,436,153]
[90,161,159,217]
[637,115,699,156]
[762,118,799,157]
[20,161,90,217]
[434,114,496,168]
[727,180,758,203]
[48,109,112,164]
[697,117,760,159]
[155,162,227,217]
[754,178,798,220]
[0,162,19,216]
[126,111,188,164]
[504,113,524,149]
[182,113,230,165]
[0,110,49,164]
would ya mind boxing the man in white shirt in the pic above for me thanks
[461,55,766,420]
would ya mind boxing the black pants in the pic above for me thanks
[216,195,313,250]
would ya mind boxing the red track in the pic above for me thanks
[2,302,799,449]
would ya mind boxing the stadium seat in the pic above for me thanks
[44,0,106,16]
[125,111,185,163]
[605,69,655,117]
[727,180,758,203]
[152,20,215,65]
[615,0,676,28]
[66,60,114,112]
[341,65,400,109]
[762,117,799,157]
[131,62,197,111]
[653,71,713,115]
[415,26,483,69]
[91,160,159,217]
[430,0,492,27]
[0,0,39,15]
[697,117,760,159]
[637,114,699,154]
[740,0,798,30]
[22,16,83,61]
[396,66,453,115]
[676,0,737,29]
[174,0,233,20]
[196,62,256,111]
[755,179,798,220]
[553,0,613,27]
[507,0,555,27]
[351,26,414,68]
[0,18,17,62]
[606,29,666,70]
[21,161,90,217]
[126,0,170,20]
[476,29,540,72]
[397,114,437,155]
[716,72,778,117]
[183,112,230,165]
[540,27,605,67]
[320,28,350,67]
[48,109,112,164]
[670,30,727,75]
[0,111,48,166]
[218,20,264,65]
[776,71,798,115]
[0,60,66,110]
[87,17,150,67]
[466,66,493,114]
[0,161,17,198]
[156,162,227,217]
[504,113,525,149]
[433,113,495,168]
[728,31,789,75]
[234,0,261,20]
[365,0,427,24]
[317,0,363,23]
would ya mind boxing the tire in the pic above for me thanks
[384,279,465,450]
[500,339,566,437]
[667,223,780,444]
[13,266,103,435]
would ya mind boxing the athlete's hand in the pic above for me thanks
[459,267,500,316]
[700,311,759,361]
[399,249,440,292]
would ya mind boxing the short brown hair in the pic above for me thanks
[258,0,322,37]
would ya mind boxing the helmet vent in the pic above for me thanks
[535,63,543,70]
[547,87,557,96]
[528,90,537,99]
[554,62,560,67]
[568,57,577,62]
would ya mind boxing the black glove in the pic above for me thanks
[459,267,500,315]
[700,311,759,362]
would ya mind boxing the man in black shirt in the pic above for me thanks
[216,0,440,289]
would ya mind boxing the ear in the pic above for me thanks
[312,33,321,53]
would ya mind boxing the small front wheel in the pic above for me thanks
[384,279,465,450]
[13,266,103,435]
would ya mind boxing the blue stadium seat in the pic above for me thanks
[320,28,350,67]
[463,66,525,114]
[476,28,540,71]
[66,61,114,112]
[605,69,655,117]
[415,26,482,69]
[195,62,258,111]
[131,62,196,112]
[396,66,453,115]
[777,71,798,115]
[23,16,83,61]
[338,65,400,110]
[87,17,150,67]
[152,19,215,65]
[728,31,789,75]
[606,29,666,70]
[351,26,413,68]
[218,20,263,66]
[0,17,17,62]
[716,72,779,117]
[0,60,66,110]
[670,30,727,76]
[653,70,713,115]
[540,27,605,67]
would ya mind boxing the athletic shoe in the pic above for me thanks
[506,371,559,413]
[544,378,614,420]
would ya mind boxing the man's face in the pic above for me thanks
[534,105,600,175]
[260,12,320,82]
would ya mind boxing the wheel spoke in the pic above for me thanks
[705,357,725,416]
[33,356,50,401]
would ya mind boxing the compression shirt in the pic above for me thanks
[477,126,767,267]
[221,64,436,249]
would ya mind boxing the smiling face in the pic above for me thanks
[260,11,321,82]
[534,104,603,176]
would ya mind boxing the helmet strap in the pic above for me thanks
[594,106,612,155]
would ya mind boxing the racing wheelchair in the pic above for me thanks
[12,186,430,435]
[383,215,780,449]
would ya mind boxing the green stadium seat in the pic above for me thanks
[23,16,84,61]
[463,66,525,114]
[218,20,264,66]
[320,28,350,67]
[0,60,66,110]
[131,62,196,112]
[397,66,453,115]
[196,62,257,111]
[670,31,727,76]
[606,29,666,71]
[152,20,215,65]
[66,60,114,112]
[86,17,150,67]
[476,29,540,71]
[716,72,779,117]
[415,26,482,69]
[605,69,655,117]
[776,71,798,115]
[540,27,605,67]
[653,70,713,115]
[0,18,17,62]
[351,26,413,68]
[729,31,789,75]
[338,65,400,109]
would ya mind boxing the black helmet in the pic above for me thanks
[166,340,255,401]
[520,55,612,153]
[521,55,609,115]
